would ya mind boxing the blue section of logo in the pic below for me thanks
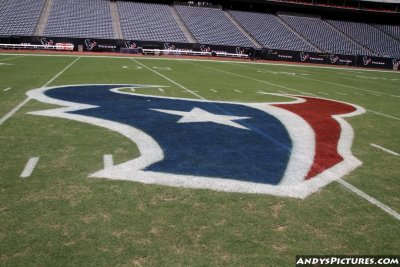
[45,85,292,185]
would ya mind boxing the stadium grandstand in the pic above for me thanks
[0,0,399,64]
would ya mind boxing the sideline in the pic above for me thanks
[1,51,399,73]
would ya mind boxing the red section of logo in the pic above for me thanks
[273,97,357,180]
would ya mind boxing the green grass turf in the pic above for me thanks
[0,53,399,266]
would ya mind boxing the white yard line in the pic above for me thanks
[370,144,399,156]
[103,154,114,170]
[131,58,206,100]
[338,179,400,221]
[0,98,31,125]
[187,62,317,96]
[367,110,400,121]
[42,57,81,88]
[0,55,26,62]
[20,157,39,178]
[0,57,80,126]
[3,87,11,92]
[298,75,400,98]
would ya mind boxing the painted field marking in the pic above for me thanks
[298,75,400,98]
[226,63,400,122]
[103,154,114,170]
[369,93,382,97]
[188,60,400,218]
[235,89,242,93]
[131,59,204,100]
[130,88,135,92]
[338,179,400,221]
[3,52,400,74]
[0,98,31,126]
[186,61,317,96]
[367,110,400,121]
[0,57,80,126]
[122,66,128,69]
[3,87,11,92]
[0,55,26,62]
[336,75,400,88]
[370,144,399,156]
[153,66,171,71]
[181,90,199,93]
[279,90,288,94]
[210,89,218,93]
[20,157,39,178]
[336,92,348,95]
[256,90,269,95]
[158,88,164,92]
[300,91,314,95]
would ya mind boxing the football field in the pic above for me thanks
[0,53,399,266]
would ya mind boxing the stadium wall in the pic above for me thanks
[1,35,399,70]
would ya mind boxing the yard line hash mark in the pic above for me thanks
[103,154,114,170]
[338,179,400,221]
[235,89,242,93]
[158,88,164,92]
[0,57,80,126]
[210,89,218,93]
[370,144,399,156]
[3,87,11,92]
[20,157,39,178]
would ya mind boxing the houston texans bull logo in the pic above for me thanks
[26,85,365,198]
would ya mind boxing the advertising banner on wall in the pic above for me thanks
[357,55,400,70]
[0,35,398,70]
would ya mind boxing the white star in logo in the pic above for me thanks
[151,107,251,130]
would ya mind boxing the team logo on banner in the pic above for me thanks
[300,52,310,62]
[330,55,339,64]
[40,38,54,47]
[26,85,364,198]
[84,39,97,51]
[362,56,372,65]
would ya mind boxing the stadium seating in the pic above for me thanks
[117,1,188,43]
[1,0,399,59]
[327,20,400,58]
[229,10,318,52]
[0,0,46,36]
[175,6,254,47]
[278,15,373,56]
[44,0,114,38]
[372,24,400,40]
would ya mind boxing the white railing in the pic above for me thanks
[141,49,249,58]
[0,43,74,51]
